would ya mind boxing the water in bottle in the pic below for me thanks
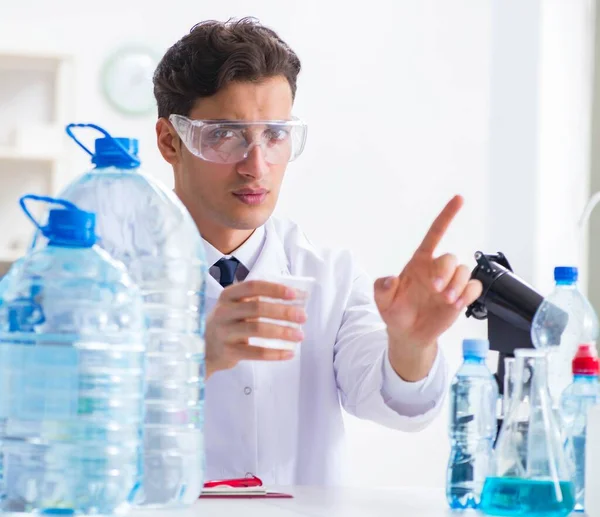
[35,124,208,508]
[560,343,600,513]
[531,266,599,403]
[446,338,498,509]
[0,195,145,515]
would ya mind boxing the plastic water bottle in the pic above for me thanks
[0,195,146,515]
[531,266,599,403]
[446,338,499,509]
[33,124,208,508]
[560,343,600,513]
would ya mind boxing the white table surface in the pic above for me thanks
[132,487,590,517]
[133,487,474,517]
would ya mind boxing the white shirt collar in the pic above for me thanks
[202,225,266,272]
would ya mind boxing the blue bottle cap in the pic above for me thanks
[462,338,489,358]
[93,137,139,169]
[46,207,96,248]
[554,266,578,283]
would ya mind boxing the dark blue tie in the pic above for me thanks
[215,257,240,287]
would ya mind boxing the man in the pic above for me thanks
[154,17,482,485]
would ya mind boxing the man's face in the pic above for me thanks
[168,76,293,232]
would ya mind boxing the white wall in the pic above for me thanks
[2,0,591,490]
[488,0,542,287]
[488,0,596,298]
[535,0,596,295]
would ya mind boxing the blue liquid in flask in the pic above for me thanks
[480,477,576,517]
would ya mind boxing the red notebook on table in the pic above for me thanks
[200,474,293,499]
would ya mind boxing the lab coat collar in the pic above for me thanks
[202,225,266,274]
[205,218,290,300]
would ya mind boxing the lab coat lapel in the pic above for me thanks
[245,220,290,281]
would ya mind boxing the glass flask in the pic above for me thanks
[502,357,516,417]
[480,349,576,517]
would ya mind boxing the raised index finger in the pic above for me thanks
[416,195,464,255]
[220,280,296,302]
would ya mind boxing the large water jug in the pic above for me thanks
[0,194,146,515]
[33,123,208,508]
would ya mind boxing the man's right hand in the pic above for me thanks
[204,280,307,379]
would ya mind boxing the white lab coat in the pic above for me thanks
[203,217,448,486]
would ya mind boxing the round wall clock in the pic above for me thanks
[101,46,159,116]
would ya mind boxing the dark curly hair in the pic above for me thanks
[153,17,302,118]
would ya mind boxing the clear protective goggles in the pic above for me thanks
[169,114,307,165]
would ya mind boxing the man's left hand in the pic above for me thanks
[373,195,482,382]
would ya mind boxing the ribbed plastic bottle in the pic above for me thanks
[560,343,600,513]
[446,338,499,509]
[0,194,146,515]
[33,123,208,508]
[531,266,599,403]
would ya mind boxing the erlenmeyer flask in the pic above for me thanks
[502,357,516,417]
[480,349,575,517]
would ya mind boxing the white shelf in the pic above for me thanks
[0,50,72,275]
[0,147,60,163]
[0,52,71,71]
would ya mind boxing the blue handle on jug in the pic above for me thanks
[65,123,141,167]
[20,194,79,234]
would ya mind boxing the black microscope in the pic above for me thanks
[465,251,568,440]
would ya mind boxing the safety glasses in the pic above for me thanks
[169,114,307,165]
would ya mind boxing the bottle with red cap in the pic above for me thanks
[560,343,600,513]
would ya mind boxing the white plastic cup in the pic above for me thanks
[248,274,315,351]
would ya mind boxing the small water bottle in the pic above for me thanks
[560,343,600,513]
[0,195,146,515]
[532,266,599,403]
[446,338,499,509]
[34,123,209,508]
